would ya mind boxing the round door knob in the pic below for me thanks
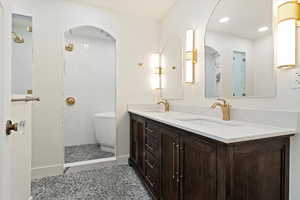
[66,97,76,105]
[6,120,18,136]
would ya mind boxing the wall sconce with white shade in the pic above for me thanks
[151,53,164,90]
[185,29,197,83]
[277,0,299,69]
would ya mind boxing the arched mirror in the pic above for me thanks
[205,0,276,98]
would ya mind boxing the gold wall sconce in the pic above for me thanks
[12,32,24,44]
[65,43,74,52]
[66,97,76,105]
[277,0,300,69]
[185,29,197,83]
[151,54,164,90]
[26,26,32,32]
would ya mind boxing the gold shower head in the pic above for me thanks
[12,32,24,44]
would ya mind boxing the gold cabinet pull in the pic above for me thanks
[172,142,176,179]
[176,144,180,183]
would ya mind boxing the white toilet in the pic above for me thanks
[93,112,116,153]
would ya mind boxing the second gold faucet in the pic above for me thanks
[210,98,231,121]
[157,99,170,112]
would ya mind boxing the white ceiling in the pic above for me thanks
[69,0,177,20]
[207,0,273,40]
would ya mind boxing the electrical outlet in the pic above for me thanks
[292,69,300,89]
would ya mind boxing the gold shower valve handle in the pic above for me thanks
[66,97,76,105]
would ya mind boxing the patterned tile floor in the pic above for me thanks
[31,164,151,200]
[65,144,114,163]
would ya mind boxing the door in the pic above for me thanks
[180,135,217,200]
[232,51,246,97]
[162,128,180,200]
[0,3,33,200]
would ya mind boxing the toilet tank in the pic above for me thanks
[93,112,116,148]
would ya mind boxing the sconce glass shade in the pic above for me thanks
[185,29,196,83]
[277,19,296,69]
[185,60,194,83]
[277,0,299,69]
[151,53,162,89]
[185,29,194,52]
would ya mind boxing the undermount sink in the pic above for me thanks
[178,118,242,127]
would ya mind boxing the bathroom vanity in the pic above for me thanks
[128,110,295,200]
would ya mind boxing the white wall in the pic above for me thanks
[161,0,300,199]
[64,29,116,146]
[252,34,275,96]
[23,0,160,178]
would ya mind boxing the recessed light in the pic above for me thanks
[258,26,269,32]
[219,17,230,24]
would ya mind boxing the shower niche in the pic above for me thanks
[63,26,117,166]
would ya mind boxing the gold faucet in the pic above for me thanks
[210,98,231,121]
[157,99,170,112]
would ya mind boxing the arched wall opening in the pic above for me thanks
[63,25,117,166]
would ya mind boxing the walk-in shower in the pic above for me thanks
[63,26,117,166]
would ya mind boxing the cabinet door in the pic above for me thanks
[130,118,139,165]
[180,135,217,200]
[230,138,290,200]
[130,116,145,175]
[137,118,145,174]
[162,128,180,200]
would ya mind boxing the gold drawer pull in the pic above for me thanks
[145,128,154,133]
[145,159,155,169]
[145,144,154,152]
[146,175,155,187]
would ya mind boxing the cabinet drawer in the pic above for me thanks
[145,163,161,198]
[145,134,160,158]
[146,121,161,136]
[145,150,160,175]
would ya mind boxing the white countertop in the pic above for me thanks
[128,109,296,143]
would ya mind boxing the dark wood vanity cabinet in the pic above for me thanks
[129,113,292,200]
[130,114,145,174]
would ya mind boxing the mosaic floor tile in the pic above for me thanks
[31,165,151,200]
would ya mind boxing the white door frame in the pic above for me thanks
[1,1,33,200]
[0,0,13,199]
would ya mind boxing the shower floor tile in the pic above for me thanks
[65,144,114,164]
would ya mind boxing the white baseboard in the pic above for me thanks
[117,154,129,165]
[32,164,63,179]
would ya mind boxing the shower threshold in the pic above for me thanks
[64,144,115,168]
